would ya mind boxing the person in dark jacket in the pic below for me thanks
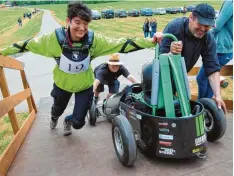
[150,18,157,38]
[143,18,150,38]
[93,53,138,102]
[159,3,227,113]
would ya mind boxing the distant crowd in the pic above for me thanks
[18,8,41,28]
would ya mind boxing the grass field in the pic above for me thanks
[0,11,43,49]
[34,1,223,38]
[0,112,29,155]
[0,7,30,33]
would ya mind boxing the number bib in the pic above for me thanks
[59,53,90,74]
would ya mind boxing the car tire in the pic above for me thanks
[87,100,97,126]
[198,98,226,142]
[112,115,137,167]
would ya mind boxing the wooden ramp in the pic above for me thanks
[6,97,233,176]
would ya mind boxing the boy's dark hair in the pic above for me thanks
[67,1,92,22]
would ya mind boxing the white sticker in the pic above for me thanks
[195,134,206,146]
[171,123,176,128]
[159,134,173,140]
[159,147,175,155]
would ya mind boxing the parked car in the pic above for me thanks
[127,10,132,16]
[115,9,127,18]
[187,5,196,12]
[91,10,101,20]
[101,9,114,19]
[166,8,177,14]
[154,8,166,15]
[130,9,140,17]
[140,8,153,16]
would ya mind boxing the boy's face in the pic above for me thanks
[67,16,89,41]
[108,64,120,73]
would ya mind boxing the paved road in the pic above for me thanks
[2,10,232,112]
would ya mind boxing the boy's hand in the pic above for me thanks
[152,32,163,43]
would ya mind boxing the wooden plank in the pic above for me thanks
[30,94,37,113]
[191,94,233,111]
[0,67,19,134]
[20,70,38,113]
[20,70,33,112]
[0,55,24,70]
[0,88,31,118]
[220,65,233,76]
[188,65,233,76]
[0,110,36,176]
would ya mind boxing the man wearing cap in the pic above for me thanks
[93,54,137,102]
[159,3,226,113]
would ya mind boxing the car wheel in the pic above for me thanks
[87,100,97,126]
[112,115,137,167]
[198,98,226,141]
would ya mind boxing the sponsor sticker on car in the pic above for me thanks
[159,128,169,133]
[159,141,172,147]
[159,147,175,155]
[195,134,206,146]
[192,146,204,153]
[159,134,173,140]
[158,122,168,126]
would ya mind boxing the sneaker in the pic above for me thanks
[50,119,58,129]
[63,119,72,136]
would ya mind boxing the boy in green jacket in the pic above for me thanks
[0,1,163,136]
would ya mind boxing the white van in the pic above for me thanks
[155,8,166,15]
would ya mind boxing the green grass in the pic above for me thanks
[0,7,30,33]
[0,12,43,48]
[0,112,29,155]
[32,1,222,38]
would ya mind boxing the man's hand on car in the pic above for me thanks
[170,41,183,54]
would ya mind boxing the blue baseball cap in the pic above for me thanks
[192,3,216,27]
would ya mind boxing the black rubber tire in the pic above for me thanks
[87,100,97,126]
[198,98,226,142]
[112,115,137,167]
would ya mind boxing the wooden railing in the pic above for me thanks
[0,55,37,176]
[188,65,233,111]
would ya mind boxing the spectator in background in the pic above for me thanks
[196,0,233,99]
[143,18,150,38]
[27,12,31,20]
[150,18,157,38]
[17,17,22,28]
[182,6,187,16]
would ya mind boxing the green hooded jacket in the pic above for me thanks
[0,29,155,93]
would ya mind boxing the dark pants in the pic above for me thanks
[96,80,120,94]
[196,52,233,99]
[51,84,93,129]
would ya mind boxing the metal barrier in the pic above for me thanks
[0,55,37,176]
